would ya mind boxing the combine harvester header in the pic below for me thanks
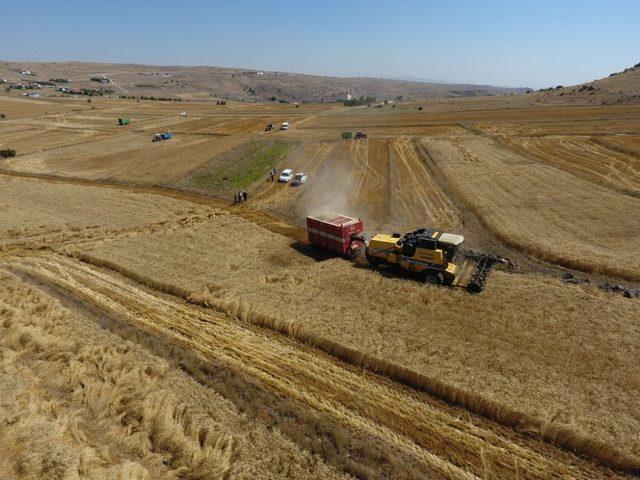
[306,214,506,293]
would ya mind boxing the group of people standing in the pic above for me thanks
[233,166,278,204]
[233,191,248,204]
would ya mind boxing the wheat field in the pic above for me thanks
[498,135,640,197]
[421,134,640,280]
[0,268,349,480]
[2,92,640,478]
[68,209,640,471]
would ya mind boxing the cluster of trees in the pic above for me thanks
[0,149,16,158]
[118,95,183,101]
[62,88,114,96]
[343,95,377,107]
[535,85,565,92]
[49,78,68,83]
[610,63,640,77]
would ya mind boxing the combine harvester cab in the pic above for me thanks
[306,214,366,258]
[366,229,462,286]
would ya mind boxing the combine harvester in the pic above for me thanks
[306,214,506,293]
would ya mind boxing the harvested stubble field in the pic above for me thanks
[421,134,640,281]
[0,176,215,245]
[250,136,460,232]
[594,135,640,157]
[498,135,640,197]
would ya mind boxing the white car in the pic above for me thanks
[291,173,308,185]
[278,168,294,182]
[280,122,289,130]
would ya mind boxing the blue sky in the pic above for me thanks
[2,0,638,89]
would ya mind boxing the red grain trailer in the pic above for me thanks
[306,214,365,257]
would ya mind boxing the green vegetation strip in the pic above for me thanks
[184,140,296,193]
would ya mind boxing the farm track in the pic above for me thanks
[2,250,624,480]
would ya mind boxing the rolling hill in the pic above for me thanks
[0,60,527,102]
[534,62,640,105]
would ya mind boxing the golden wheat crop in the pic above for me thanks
[69,210,640,472]
[0,268,349,480]
[421,134,640,280]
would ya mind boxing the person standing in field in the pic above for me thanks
[242,191,248,202]
[233,192,238,204]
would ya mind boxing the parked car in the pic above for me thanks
[280,122,289,130]
[278,168,294,182]
[291,173,308,185]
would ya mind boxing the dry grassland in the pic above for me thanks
[0,269,348,480]
[421,135,640,280]
[70,210,640,470]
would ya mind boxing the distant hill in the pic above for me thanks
[533,62,640,105]
[0,61,527,102]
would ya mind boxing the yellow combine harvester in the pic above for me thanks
[306,215,505,292]
[366,228,463,285]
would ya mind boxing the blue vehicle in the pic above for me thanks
[152,132,173,142]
